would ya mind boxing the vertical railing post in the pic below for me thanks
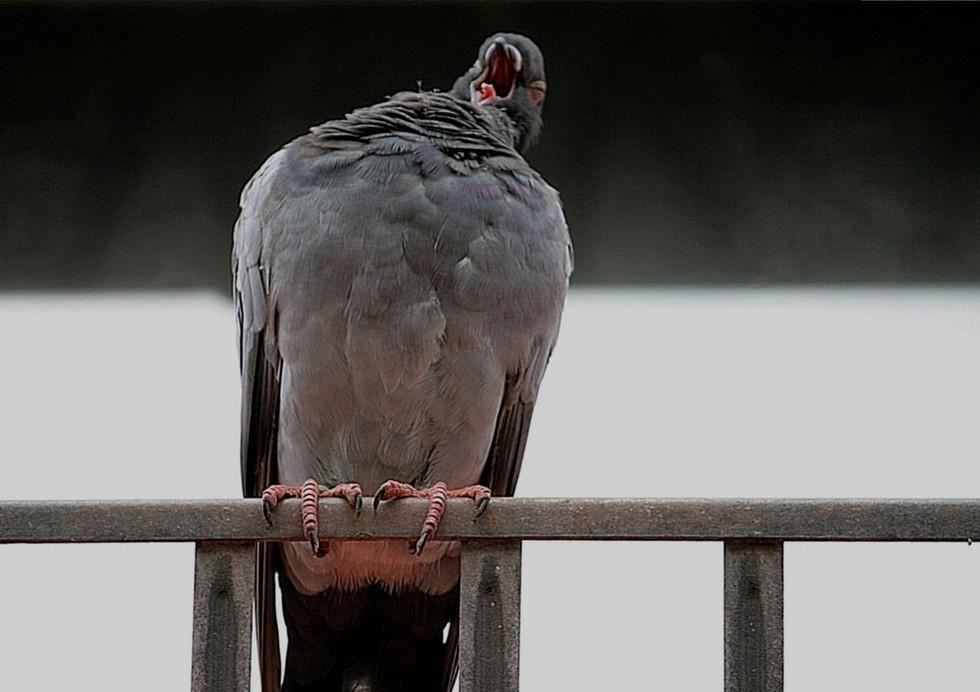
[191,541,256,692]
[459,539,522,692]
[724,540,784,692]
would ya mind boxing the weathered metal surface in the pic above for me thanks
[725,541,783,692]
[459,540,522,692]
[191,542,256,692]
[2,498,980,543]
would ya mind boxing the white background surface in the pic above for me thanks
[1,287,978,691]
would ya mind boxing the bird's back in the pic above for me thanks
[247,92,569,498]
[235,89,571,692]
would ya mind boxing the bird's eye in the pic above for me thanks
[527,80,546,105]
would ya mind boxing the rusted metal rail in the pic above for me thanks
[2,497,978,692]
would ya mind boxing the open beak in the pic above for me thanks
[471,38,522,105]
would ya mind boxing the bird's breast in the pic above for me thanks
[281,539,461,595]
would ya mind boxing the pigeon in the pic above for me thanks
[234,33,571,692]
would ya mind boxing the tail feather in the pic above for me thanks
[280,576,458,692]
[257,544,283,692]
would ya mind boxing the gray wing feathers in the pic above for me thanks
[481,181,571,496]
[235,150,285,339]
[482,397,535,496]
[234,151,287,692]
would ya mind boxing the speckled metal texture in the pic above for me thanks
[191,541,255,692]
[459,539,522,692]
[725,540,784,692]
[2,497,980,543]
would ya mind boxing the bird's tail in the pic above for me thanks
[279,576,459,692]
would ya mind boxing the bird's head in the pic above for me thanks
[451,33,546,154]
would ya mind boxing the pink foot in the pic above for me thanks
[261,479,363,557]
[372,480,491,555]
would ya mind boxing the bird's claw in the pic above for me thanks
[413,530,432,555]
[373,479,418,512]
[261,486,286,526]
[372,483,389,513]
[307,530,326,558]
[475,494,491,517]
[373,480,491,556]
[259,480,362,556]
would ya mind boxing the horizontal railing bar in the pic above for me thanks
[2,497,980,543]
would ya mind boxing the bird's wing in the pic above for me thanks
[454,171,571,690]
[479,170,572,498]
[480,308,567,497]
[482,388,537,497]
[233,150,286,692]
[440,373,542,690]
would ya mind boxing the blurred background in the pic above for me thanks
[2,1,978,289]
[1,2,979,692]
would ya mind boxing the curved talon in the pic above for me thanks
[475,495,490,517]
[261,488,281,526]
[301,479,322,556]
[372,484,389,513]
[375,480,491,550]
[413,531,431,555]
[307,530,326,558]
[260,481,360,555]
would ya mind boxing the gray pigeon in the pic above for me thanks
[234,33,571,692]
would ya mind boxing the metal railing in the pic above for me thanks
[2,497,979,691]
